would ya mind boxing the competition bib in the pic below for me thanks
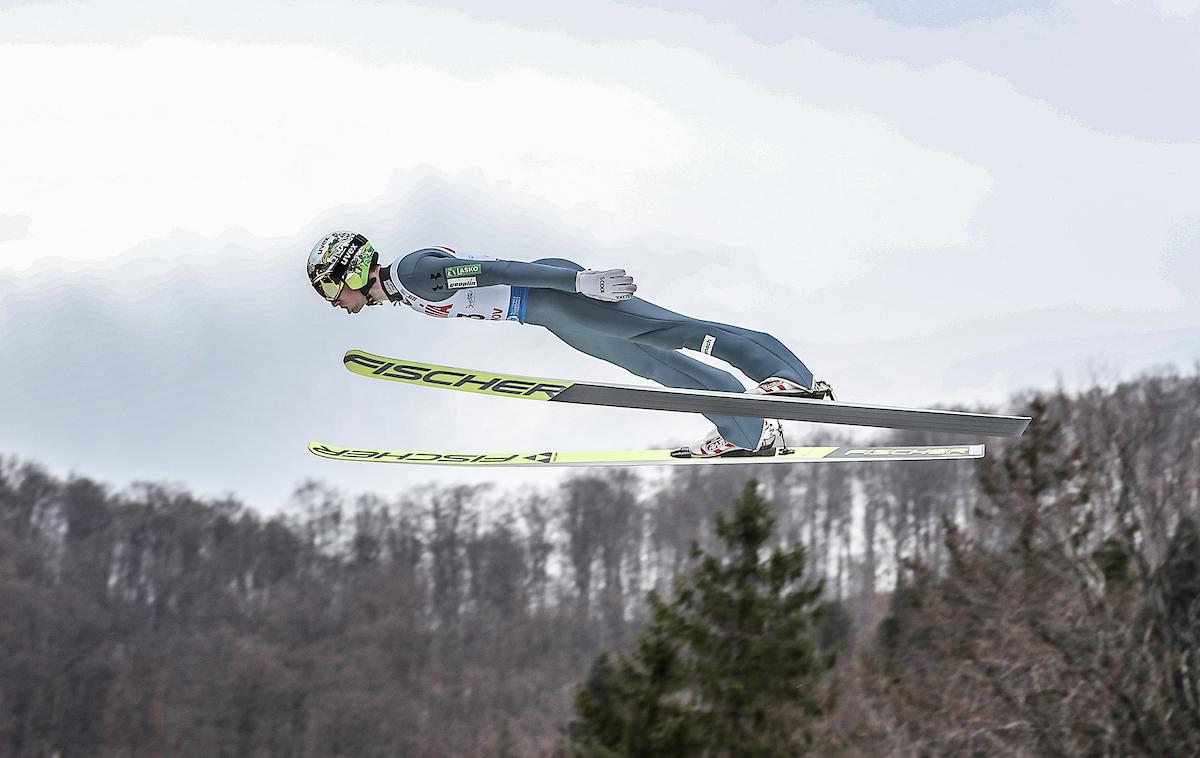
[384,249,527,322]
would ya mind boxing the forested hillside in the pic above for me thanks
[1,370,1196,756]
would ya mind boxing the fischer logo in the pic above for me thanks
[344,353,569,399]
[314,446,525,464]
[312,444,559,465]
[846,447,972,456]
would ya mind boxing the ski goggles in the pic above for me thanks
[314,244,374,301]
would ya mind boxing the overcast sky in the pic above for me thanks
[1,0,1197,513]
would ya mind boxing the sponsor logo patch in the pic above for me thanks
[701,334,716,356]
[447,276,477,290]
[445,263,482,278]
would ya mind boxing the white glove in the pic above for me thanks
[576,268,636,302]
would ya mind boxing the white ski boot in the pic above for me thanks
[677,419,785,458]
[751,377,836,401]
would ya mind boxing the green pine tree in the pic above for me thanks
[1160,515,1200,633]
[571,479,832,757]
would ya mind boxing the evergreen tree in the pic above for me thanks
[1161,516,1200,630]
[571,479,831,757]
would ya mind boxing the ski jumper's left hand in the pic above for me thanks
[575,269,636,301]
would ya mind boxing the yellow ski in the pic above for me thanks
[309,442,985,467]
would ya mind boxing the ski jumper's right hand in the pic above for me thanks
[576,269,636,302]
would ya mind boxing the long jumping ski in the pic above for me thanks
[309,442,985,467]
[342,349,1030,438]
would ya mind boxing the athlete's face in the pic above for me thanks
[331,283,368,315]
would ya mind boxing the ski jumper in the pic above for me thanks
[379,248,815,449]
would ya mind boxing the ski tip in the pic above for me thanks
[342,348,374,366]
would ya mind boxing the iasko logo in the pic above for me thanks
[344,353,569,399]
[444,263,483,278]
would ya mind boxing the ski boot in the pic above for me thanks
[751,377,836,401]
[671,419,786,459]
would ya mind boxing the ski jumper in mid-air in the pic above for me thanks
[307,231,834,457]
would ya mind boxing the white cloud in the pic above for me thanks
[1152,0,1200,19]
[0,35,701,272]
[0,214,32,242]
[0,0,998,291]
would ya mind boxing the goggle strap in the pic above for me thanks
[377,262,405,303]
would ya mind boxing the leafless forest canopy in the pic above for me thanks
[1,368,1198,756]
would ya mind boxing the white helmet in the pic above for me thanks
[307,231,378,301]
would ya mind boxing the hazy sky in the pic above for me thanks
[1,0,1197,512]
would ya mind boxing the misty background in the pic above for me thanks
[1,0,1198,512]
